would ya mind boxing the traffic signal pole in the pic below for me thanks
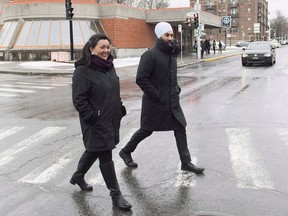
[69,19,74,61]
[194,0,201,59]
[65,0,74,61]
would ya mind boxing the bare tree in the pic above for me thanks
[270,11,288,39]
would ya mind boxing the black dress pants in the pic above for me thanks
[122,125,191,164]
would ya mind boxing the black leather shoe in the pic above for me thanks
[119,149,138,168]
[181,162,205,174]
[70,173,93,191]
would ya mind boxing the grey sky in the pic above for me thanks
[268,0,288,18]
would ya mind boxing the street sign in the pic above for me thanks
[222,16,231,28]
[254,23,260,33]
[194,29,201,37]
[178,24,182,33]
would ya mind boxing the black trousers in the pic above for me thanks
[122,125,191,164]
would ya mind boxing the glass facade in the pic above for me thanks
[0,19,102,49]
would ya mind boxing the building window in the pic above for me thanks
[0,19,102,49]
[0,22,18,47]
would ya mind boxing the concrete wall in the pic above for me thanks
[146,7,222,27]
[2,2,100,21]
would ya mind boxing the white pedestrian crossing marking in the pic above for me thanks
[276,128,288,145]
[0,84,54,90]
[0,127,66,167]
[0,126,24,141]
[89,127,139,185]
[226,128,274,189]
[16,82,69,87]
[0,87,34,93]
[0,126,282,189]
[0,93,17,97]
[19,153,73,184]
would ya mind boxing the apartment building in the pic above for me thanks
[190,0,269,44]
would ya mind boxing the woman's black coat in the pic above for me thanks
[72,62,125,152]
[136,39,187,131]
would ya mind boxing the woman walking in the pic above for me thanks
[71,33,132,211]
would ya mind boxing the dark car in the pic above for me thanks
[241,41,276,66]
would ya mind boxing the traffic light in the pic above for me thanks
[194,13,199,29]
[65,0,74,20]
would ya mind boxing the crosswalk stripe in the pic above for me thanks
[19,153,73,184]
[15,82,68,87]
[276,128,288,144]
[0,93,18,97]
[0,87,34,93]
[0,84,54,90]
[0,127,66,167]
[226,128,274,189]
[1,126,282,189]
[88,127,139,186]
[0,126,24,141]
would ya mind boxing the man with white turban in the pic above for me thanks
[119,22,205,174]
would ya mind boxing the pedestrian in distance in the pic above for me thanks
[200,40,206,59]
[212,40,216,54]
[119,22,205,174]
[218,40,222,53]
[71,33,132,211]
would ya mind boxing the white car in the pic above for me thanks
[269,40,281,48]
[280,40,287,45]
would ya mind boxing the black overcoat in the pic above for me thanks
[72,61,125,152]
[136,39,187,131]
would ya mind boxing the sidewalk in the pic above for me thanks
[0,47,242,75]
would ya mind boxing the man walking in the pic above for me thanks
[119,22,205,174]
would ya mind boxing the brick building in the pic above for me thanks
[190,0,269,44]
[0,0,222,61]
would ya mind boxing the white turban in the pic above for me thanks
[154,22,173,38]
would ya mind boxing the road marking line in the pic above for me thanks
[276,128,288,145]
[0,84,53,90]
[89,127,139,185]
[16,82,68,87]
[0,127,66,167]
[19,153,73,184]
[226,128,273,189]
[0,88,34,93]
[0,93,18,97]
[0,126,24,141]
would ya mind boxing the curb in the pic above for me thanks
[203,53,241,62]
[0,52,242,75]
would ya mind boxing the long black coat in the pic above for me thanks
[72,62,125,152]
[136,39,187,131]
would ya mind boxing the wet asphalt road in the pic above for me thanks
[1,46,288,216]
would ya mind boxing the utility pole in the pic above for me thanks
[65,0,74,61]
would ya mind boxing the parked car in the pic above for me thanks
[235,41,249,47]
[280,39,287,45]
[241,41,276,66]
[269,39,281,48]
